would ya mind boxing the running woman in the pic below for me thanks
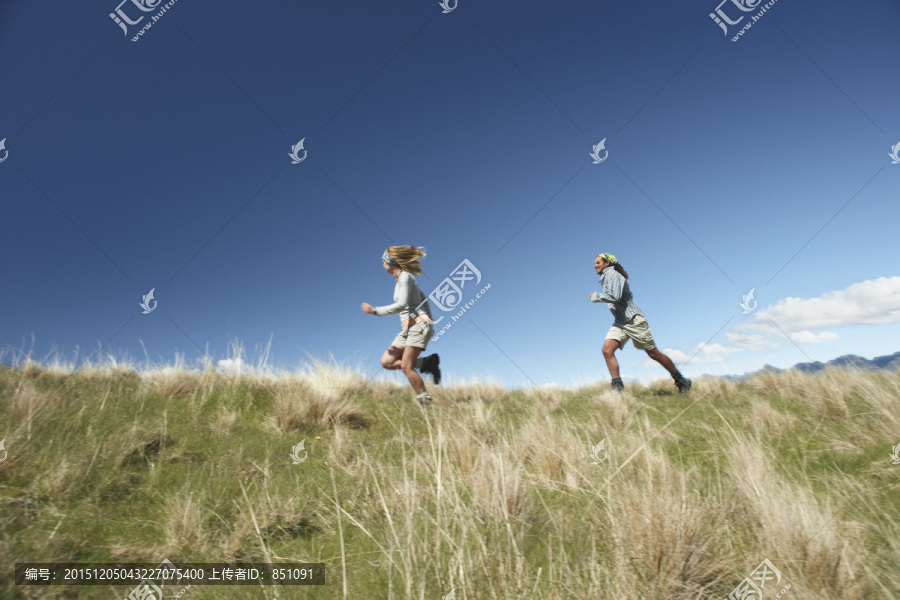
[589,253,691,395]
[361,245,441,406]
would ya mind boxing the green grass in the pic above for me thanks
[1,361,898,599]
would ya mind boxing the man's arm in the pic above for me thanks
[589,271,624,303]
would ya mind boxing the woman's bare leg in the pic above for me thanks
[380,346,404,370]
[400,346,426,394]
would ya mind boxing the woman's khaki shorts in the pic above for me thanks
[391,321,433,350]
[605,314,656,351]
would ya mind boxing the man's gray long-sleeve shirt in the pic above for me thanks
[590,267,643,325]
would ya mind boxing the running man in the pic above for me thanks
[361,245,441,406]
[589,253,691,395]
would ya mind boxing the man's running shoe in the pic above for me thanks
[675,377,692,396]
[610,378,625,392]
[416,392,433,407]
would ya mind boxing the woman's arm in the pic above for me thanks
[373,272,411,316]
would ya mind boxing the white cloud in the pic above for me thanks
[698,342,743,359]
[640,342,741,368]
[218,357,244,375]
[749,276,900,332]
[636,277,896,370]
[788,330,840,345]
[726,332,782,351]
[649,348,690,366]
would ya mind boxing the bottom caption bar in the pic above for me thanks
[15,563,326,585]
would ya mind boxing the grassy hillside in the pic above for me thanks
[1,359,898,599]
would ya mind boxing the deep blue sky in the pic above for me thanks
[2,0,899,386]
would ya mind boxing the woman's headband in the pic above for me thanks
[382,249,398,265]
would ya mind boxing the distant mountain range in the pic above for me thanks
[719,351,900,381]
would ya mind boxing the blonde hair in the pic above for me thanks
[386,245,426,275]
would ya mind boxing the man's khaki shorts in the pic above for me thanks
[605,314,656,351]
[391,321,433,350]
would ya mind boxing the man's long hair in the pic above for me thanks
[612,263,629,279]
[386,245,426,275]
[598,254,629,279]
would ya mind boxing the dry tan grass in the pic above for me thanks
[744,398,796,434]
[511,416,591,490]
[746,369,900,445]
[747,368,854,417]
[326,424,362,474]
[212,406,238,435]
[446,420,479,475]
[649,377,680,396]
[293,357,368,401]
[522,383,567,410]
[162,488,207,556]
[32,456,75,501]
[609,448,733,597]
[3,355,897,599]
[143,368,201,397]
[588,388,639,429]
[451,398,501,448]
[434,381,507,404]
[843,370,900,438]
[694,377,739,398]
[72,363,139,387]
[273,381,367,431]
[727,435,872,599]
[139,366,238,401]
[363,379,405,403]
[18,359,45,380]
[808,371,852,417]
[747,369,796,396]
[6,378,52,421]
[469,447,532,522]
